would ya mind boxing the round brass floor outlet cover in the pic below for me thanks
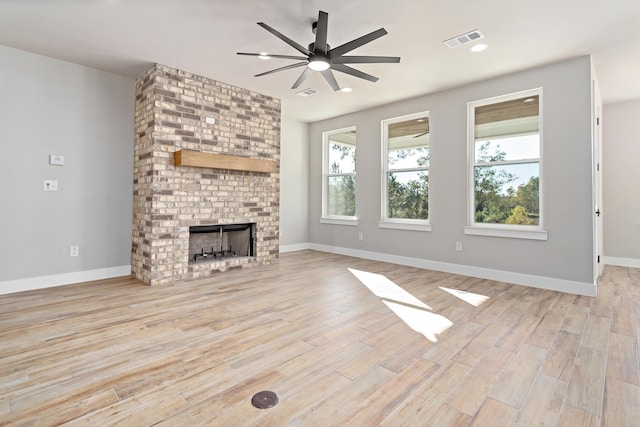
[251,390,279,409]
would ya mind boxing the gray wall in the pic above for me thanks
[0,46,135,282]
[603,99,640,262]
[279,117,310,248]
[309,56,595,284]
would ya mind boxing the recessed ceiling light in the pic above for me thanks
[340,87,352,93]
[258,52,270,60]
[470,43,488,53]
[417,118,425,122]
[523,98,535,103]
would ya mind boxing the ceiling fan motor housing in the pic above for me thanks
[308,42,330,53]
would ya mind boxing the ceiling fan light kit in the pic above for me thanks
[237,10,400,91]
[308,57,330,71]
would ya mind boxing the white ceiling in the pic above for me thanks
[1,0,639,123]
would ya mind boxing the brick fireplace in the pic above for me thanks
[132,64,280,285]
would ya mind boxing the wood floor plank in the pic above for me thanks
[527,311,565,349]
[581,314,611,352]
[422,321,485,365]
[445,367,501,416]
[566,346,607,417]
[488,343,548,408]
[420,403,472,427]
[0,251,637,425]
[281,365,395,425]
[453,322,510,368]
[541,330,582,381]
[611,303,636,337]
[557,403,600,427]
[602,378,640,427]
[339,358,439,425]
[606,331,640,385]
[560,303,590,335]
[14,388,120,427]
[242,370,352,427]
[468,398,517,426]
[513,373,567,426]
[380,361,470,425]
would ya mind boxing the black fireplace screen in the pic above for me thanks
[188,223,255,263]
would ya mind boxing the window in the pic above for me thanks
[466,88,547,240]
[380,112,431,231]
[322,127,357,225]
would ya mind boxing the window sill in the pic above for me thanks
[379,220,431,232]
[464,226,548,240]
[320,217,358,226]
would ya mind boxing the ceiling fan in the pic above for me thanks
[237,10,400,91]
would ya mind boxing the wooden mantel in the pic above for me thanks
[173,150,277,173]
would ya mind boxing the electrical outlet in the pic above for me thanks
[358,232,364,241]
[43,180,58,191]
[70,246,79,257]
[456,241,463,252]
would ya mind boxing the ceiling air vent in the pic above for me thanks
[296,88,317,97]
[443,30,484,49]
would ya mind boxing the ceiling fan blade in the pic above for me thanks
[257,22,312,56]
[331,64,379,82]
[237,52,308,61]
[292,68,312,89]
[331,55,400,64]
[314,11,329,54]
[254,61,307,77]
[321,69,341,91]
[329,28,388,58]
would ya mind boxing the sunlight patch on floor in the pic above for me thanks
[382,300,453,342]
[348,268,431,310]
[439,286,490,307]
[348,268,452,342]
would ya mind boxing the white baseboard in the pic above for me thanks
[309,243,597,297]
[603,256,640,269]
[280,243,311,253]
[0,265,132,296]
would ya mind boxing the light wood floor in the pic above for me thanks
[1,250,639,426]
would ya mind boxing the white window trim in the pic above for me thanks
[464,225,547,240]
[467,88,547,241]
[321,126,358,223]
[380,111,431,231]
[379,219,432,232]
[321,217,358,226]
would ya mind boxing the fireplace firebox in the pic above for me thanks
[188,223,255,264]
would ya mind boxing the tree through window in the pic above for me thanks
[323,127,356,219]
[469,89,542,228]
[382,112,430,227]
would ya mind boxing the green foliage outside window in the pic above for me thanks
[327,175,355,216]
[327,141,356,216]
[474,141,539,225]
[387,147,429,220]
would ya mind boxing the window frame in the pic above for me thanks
[321,126,358,226]
[465,88,547,240]
[379,112,431,232]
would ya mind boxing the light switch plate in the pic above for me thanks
[49,154,64,165]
